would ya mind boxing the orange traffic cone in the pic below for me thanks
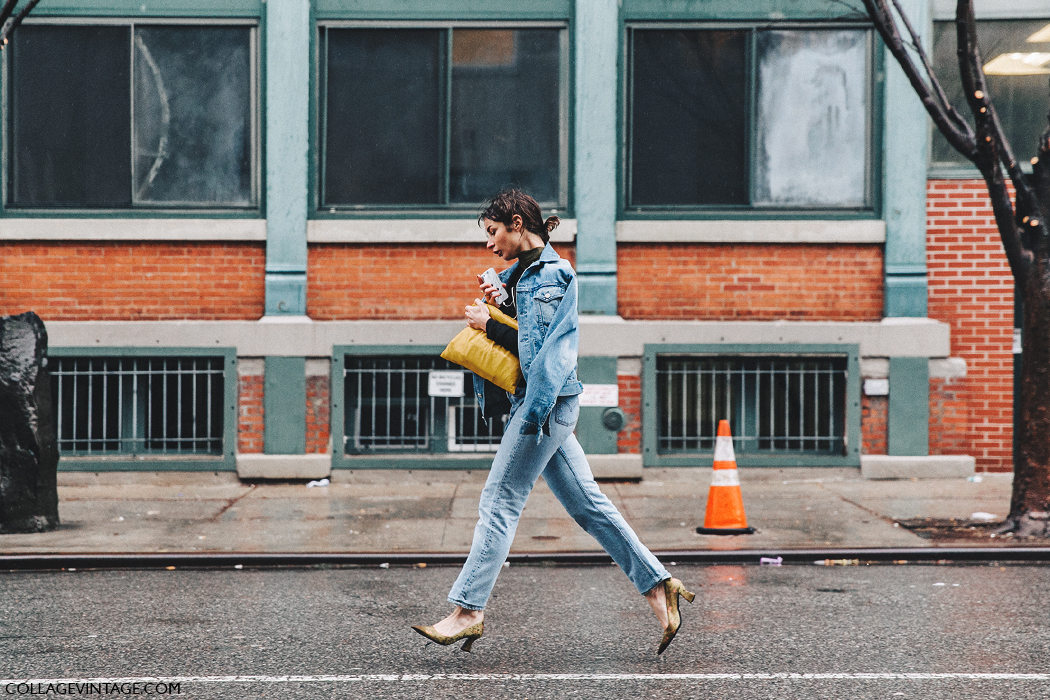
[696,420,755,535]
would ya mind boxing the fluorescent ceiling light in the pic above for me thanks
[983,52,1050,75]
[1027,23,1050,43]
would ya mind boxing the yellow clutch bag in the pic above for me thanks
[441,304,523,393]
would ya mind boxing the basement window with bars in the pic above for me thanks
[655,355,847,456]
[50,356,227,458]
[342,355,506,454]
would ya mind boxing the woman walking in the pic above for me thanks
[412,189,694,655]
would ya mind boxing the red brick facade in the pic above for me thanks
[0,242,265,320]
[617,374,642,454]
[307,243,576,320]
[930,375,970,458]
[11,190,1016,469]
[617,243,884,320]
[862,394,887,456]
[306,375,331,454]
[926,179,1015,471]
[238,373,264,454]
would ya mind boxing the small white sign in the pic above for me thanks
[428,371,465,397]
[1013,328,1022,354]
[863,378,889,397]
[579,383,619,407]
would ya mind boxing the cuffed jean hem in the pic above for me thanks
[447,598,485,611]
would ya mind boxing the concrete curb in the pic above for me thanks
[3,547,1049,571]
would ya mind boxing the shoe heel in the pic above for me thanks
[681,588,696,604]
[461,635,480,653]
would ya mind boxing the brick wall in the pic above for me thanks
[306,375,331,454]
[238,373,264,454]
[930,376,970,457]
[927,179,1015,471]
[0,242,265,320]
[308,243,576,320]
[862,394,887,455]
[617,243,884,320]
[617,374,642,454]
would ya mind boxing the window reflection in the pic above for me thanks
[932,19,1050,168]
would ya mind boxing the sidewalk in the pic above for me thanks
[0,468,1017,555]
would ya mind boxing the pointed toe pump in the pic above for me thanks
[412,621,484,652]
[657,577,696,655]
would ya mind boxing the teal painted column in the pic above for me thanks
[265,0,310,316]
[888,357,929,456]
[264,357,307,454]
[882,0,929,318]
[574,0,619,315]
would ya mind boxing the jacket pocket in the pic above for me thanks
[534,285,565,327]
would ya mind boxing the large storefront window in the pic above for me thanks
[627,25,872,211]
[10,23,256,209]
[321,25,566,210]
[931,19,1050,170]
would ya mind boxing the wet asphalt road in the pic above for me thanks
[1,561,1049,699]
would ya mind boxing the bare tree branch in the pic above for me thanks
[954,0,1046,272]
[951,0,1033,277]
[0,0,20,29]
[956,4,1027,191]
[861,0,977,160]
[888,0,973,139]
[0,0,39,47]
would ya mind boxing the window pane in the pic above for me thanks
[932,19,1050,168]
[755,30,868,207]
[11,26,131,207]
[630,30,748,206]
[325,29,442,206]
[450,29,560,204]
[133,26,253,206]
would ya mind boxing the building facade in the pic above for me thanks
[1,0,1043,478]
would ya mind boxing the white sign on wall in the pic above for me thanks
[579,384,619,407]
[428,371,465,397]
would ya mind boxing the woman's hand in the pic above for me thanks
[465,300,491,330]
[476,274,507,305]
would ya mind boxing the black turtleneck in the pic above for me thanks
[485,247,543,357]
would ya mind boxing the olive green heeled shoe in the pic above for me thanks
[411,621,484,652]
[657,577,696,655]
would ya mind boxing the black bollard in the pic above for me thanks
[0,311,59,533]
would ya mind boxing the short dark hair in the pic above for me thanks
[478,188,560,244]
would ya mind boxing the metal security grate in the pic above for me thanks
[657,356,847,455]
[50,357,225,455]
[447,404,507,453]
[343,356,505,454]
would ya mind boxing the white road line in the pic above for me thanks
[2,674,1049,684]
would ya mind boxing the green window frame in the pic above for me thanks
[49,347,237,471]
[314,20,571,217]
[3,13,261,216]
[622,21,880,219]
[331,346,505,470]
[641,344,861,468]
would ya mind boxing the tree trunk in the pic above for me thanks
[0,311,59,533]
[1004,134,1050,536]
[1009,271,1050,534]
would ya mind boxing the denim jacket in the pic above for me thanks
[473,244,584,435]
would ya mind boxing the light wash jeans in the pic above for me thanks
[447,394,670,610]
